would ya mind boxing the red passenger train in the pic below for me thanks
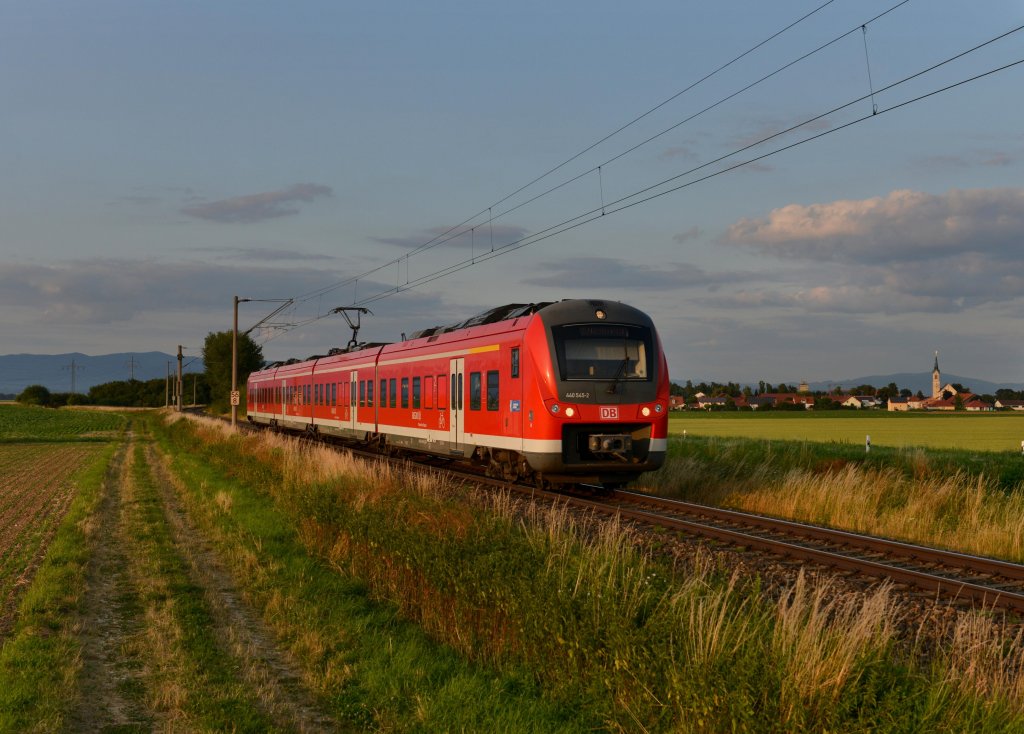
[246,299,670,488]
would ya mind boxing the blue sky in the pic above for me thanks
[1,1,1022,385]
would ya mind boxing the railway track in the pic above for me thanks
[573,488,1024,614]
[226,414,1024,614]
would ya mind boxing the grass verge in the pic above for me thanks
[151,413,585,731]
[155,413,1024,732]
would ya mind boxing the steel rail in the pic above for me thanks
[571,493,1024,614]
[611,489,1024,582]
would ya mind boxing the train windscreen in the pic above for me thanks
[553,324,653,381]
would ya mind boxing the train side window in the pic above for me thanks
[451,375,457,410]
[332,383,337,406]
[389,378,397,408]
[367,379,374,408]
[511,347,520,378]
[380,380,386,409]
[424,376,433,409]
[350,381,356,408]
[469,372,481,411]
[458,374,463,411]
[412,376,421,409]
[401,377,409,408]
[486,371,499,411]
[437,374,447,410]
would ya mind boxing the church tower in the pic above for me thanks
[932,351,941,399]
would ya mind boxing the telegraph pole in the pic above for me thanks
[231,295,294,428]
[177,345,183,412]
[165,361,171,408]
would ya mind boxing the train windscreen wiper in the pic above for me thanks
[606,343,631,395]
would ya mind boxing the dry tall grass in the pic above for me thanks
[772,572,895,723]
[175,414,1024,719]
[652,446,1024,562]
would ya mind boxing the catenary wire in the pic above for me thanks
[292,46,1024,319]
[291,0,852,306]
[255,21,1021,342]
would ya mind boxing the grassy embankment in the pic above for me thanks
[146,412,1024,732]
[650,412,1024,561]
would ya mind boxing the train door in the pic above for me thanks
[449,358,465,453]
[349,371,358,430]
[508,344,523,443]
[278,379,285,420]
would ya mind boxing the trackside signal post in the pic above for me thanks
[232,296,248,428]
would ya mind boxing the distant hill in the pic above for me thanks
[807,373,1024,396]
[0,352,205,395]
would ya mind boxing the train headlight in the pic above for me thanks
[641,406,651,417]
[550,403,560,414]
[564,407,575,418]
[655,404,663,413]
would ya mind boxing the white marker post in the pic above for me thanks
[866,435,871,453]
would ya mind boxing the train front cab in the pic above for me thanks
[522,300,669,487]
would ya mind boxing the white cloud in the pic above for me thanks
[723,187,1024,263]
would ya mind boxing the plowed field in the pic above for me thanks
[0,443,102,634]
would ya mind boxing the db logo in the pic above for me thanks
[599,406,619,420]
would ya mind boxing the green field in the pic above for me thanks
[0,404,126,443]
[669,411,1024,452]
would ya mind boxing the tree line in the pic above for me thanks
[15,331,263,411]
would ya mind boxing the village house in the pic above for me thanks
[842,395,883,409]
[995,399,1024,411]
